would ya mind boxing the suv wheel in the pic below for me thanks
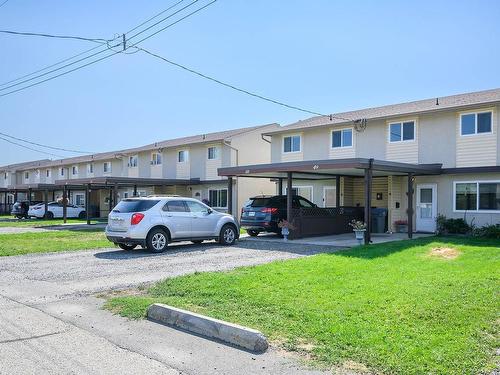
[246,229,260,237]
[45,211,54,219]
[147,228,169,253]
[219,224,237,246]
[118,243,137,251]
[78,211,86,219]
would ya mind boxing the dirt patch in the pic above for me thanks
[339,360,373,374]
[428,247,461,260]
[96,286,149,299]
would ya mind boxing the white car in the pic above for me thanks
[28,201,86,219]
[105,196,239,252]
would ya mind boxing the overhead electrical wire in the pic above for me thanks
[0,29,112,43]
[0,0,9,9]
[0,131,93,153]
[0,135,64,158]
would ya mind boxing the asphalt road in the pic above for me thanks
[0,239,340,375]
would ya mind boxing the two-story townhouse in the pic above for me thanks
[1,123,278,217]
[219,88,500,240]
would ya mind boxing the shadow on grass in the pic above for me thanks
[332,235,499,259]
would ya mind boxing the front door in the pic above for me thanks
[416,184,437,232]
[323,186,336,207]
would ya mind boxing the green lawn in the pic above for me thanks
[106,237,500,374]
[0,217,101,227]
[0,229,111,256]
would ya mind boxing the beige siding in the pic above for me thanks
[281,151,303,162]
[329,146,355,159]
[456,108,497,167]
[150,165,162,178]
[385,119,419,163]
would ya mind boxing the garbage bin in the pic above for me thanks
[371,208,387,233]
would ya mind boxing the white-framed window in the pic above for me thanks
[35,169,40,177]
[454,181,500,212]
[151,152,162,165]
[87,163,94,174]
[46,169,51,178]
[178,150,189,163]
[460,111,492,136]
[128,155,138,168]
[74,193,85,207]
[207,146,219,160]
[208,189,228,208]
[103,161,111,173]
[60,168,65,176]
[331,128,353,148]
[72,166,78,175]
[286,186,314,202]
[389,120,415,142]
[283,134,301,153]
[3,172,7,180]
[24,171,29,180]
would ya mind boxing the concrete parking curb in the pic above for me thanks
[147,303,269,352]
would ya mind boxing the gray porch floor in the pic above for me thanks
[240,232,435,248]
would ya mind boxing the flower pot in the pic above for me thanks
[353,229,366,245]
[281,227,290,241]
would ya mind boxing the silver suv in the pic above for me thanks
[105,196,239,252]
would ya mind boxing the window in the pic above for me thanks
[113,199,160,213]
[60,168,65,176]
[35,170,40,177]
[128,155,138,168]
[123,192,129,199]
[151,153,162,165]
[389,121,415,142]
[208,146,219,160]
[332,128,353,148]
[178,150,188,163]
[72,166,78,175]
[185,200,209,214]
[455,181,500,212]
[3,172,7,180]
[74,194,85,206]
[283,135,301,153]
[87,163,94,174]
[103,162,111,173]
[163,200,187,212]
[288,186,313,202]
[460,111,492,135]
[209,189,228,208]
[24,172,29,180]
[46,169,51,178]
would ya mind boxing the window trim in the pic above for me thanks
[46,169,51,178]
[103,161,112,174]
[151,152,162,166]
[207,146,220,160]
[71,165,78,175]
[282,134,302,154]
[128,155,138,168]
[453,180,500,213]
[87,163,94,174]
[208,188,228,208]
[387,119,417,143]
[177,149,189,163]
[330,127,354,149]
[24,171,29,180]
[285,185,314,202]
[459,109,494,137]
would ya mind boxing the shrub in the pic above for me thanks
[436,214,471,235]
[472,224,500,239]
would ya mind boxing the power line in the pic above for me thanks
[0,131,93,153]
[0,135,64,158]
[0,29,111,43]
[0,0,9,9]
[136,46,352,121]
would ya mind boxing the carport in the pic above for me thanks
[3,183,59,216]
[219,158,441,244]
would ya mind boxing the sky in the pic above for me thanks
[1,0,499,165]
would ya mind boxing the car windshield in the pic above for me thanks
[112,199,160,213]
[247,198,272,207]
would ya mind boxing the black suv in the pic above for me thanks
[240,195,316,236]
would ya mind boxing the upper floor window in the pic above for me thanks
[460,111,492,136]
[72,166,78,175]
[87,163,94,174]
[151,152,162,165]
[455,181,500,212]
[389,121,415,142]
[103,161,111,173]
[3,172,7,180]
[128,155,138,168]
[46,169,51,178]
[207,146,219,160]
[283,135,301,153]
[24,172,29,179]
[178,150,189,163]
[60,168,65,176]
[332,128,353,148]
[35,169,40,177]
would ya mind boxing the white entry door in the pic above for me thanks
[416,184,437,232]
[323,186,337,207]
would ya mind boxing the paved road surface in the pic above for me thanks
[0,240,340,375]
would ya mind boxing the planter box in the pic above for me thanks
[395,224,408,233]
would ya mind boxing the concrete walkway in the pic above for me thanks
[0,240,336,375]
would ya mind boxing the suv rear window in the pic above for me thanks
[112,199,160,213]
[247,198,272,207]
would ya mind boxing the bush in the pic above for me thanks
[436,214,471,235]
[472,224,500,239]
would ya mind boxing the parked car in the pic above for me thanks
[27,201,86,219]
[240,194,316,236]
[11,201,30,219]
[105,196,239,252]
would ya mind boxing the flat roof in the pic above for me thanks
[218,158,442,179]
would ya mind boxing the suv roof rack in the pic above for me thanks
[146,194,181,198]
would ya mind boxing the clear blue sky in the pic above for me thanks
[1,0,499,165]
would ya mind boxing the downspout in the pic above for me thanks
[260,134,271,144]
[223,139,239,166]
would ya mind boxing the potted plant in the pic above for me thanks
[349,219,366,245]
[394,219,408,233]
[277,219,295,241]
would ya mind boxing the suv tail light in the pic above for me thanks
[131,213,145,225]
[261,207,278,214]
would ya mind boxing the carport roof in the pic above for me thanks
[218,158,442,179]
[54,176,200,188]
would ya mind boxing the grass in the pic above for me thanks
[0,217,101,227]
[105,236,500,374]
[0,229,111,256]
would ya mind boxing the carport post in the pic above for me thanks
[108,188,113,212]
[336,176,341,207]
[85,183,91,225]
[278,178,283,195]
[28,188,32,206]
[133,185,137,197]
[407,173,414,239]
[364,161,373,245]
[227,177,233,216]
[286,172,293,223]
[44,190,48,218]
[62,186,67,223]
[112,184,118,209]
[4,192,7,213]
